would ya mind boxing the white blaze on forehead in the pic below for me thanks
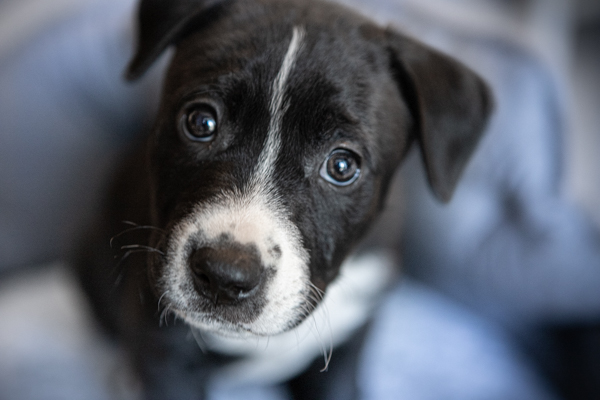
[252,26,305,188]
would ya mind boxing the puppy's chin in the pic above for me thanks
[169,295,312,338]
[178,312,259,339]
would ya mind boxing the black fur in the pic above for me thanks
[75,0,492,398]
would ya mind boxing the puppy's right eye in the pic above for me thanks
[183,105,218,142]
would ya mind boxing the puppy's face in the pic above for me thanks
[128,0,491,338]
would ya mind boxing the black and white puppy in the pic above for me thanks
[76,0,492,398]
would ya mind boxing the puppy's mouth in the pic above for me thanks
[154,196,313,338]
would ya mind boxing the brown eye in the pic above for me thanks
[183,106,218,142]
[320,149,361,186]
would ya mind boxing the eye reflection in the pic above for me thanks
[183,105,218,142]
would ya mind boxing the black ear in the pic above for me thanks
[126,0,226,81]
[384,28,493,202]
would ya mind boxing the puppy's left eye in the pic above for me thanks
[320,149,361,186]
[183,105,218,142]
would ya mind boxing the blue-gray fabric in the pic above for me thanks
[0,0,160,268]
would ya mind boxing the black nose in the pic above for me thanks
[189,245,264,305]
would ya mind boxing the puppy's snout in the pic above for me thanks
[190,246,263,305]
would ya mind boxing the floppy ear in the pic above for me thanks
[126,0,226,81]
[384,29,493,202]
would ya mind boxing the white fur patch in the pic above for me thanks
[164,192,309,336]
[161,27,310,337]
[252,26,305,187]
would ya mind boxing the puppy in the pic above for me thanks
[75,0,492,398]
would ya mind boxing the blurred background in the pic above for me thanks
[0,0,598,399]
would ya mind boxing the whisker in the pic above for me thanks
[293,323,301,348]
[309,282,325,301]
[160,304,172,327]
[110,221,166,248]
[121,220,165,231]
[113,248,161,265]
[190,327,208,354]
[157,291,175,328]
[298,304,312,319]
[158,291,169,308]
[157,291,170,324]
[112,248,163,286]
[305,286,333,372]
[307,291,321,306]
[120,244,165,256]
[307,311,330,372]
[320,302,333,372]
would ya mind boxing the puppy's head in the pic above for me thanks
[127,0,492,338]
